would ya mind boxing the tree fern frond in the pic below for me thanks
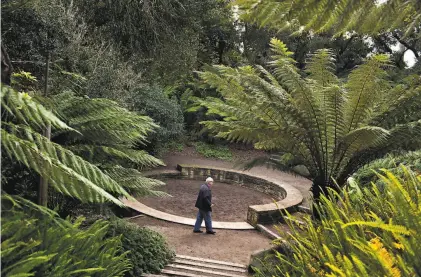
[1,86,71,131]
[370,85,421,129]
[340,126,390,152]
[51,92,158,147]
[2,125,129,205]
[105,167,168,197]
[344,54,390,132]
[67,145,164,168]
[234,0,420,37]
[306,49,338,87]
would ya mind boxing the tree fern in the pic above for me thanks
[48,92,167,197]
[1,86,133,205]
[194,38,421,202]
[234,0,421,37]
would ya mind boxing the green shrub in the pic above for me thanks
[1,195,131,277]
[107,218,175,276]
[350,150,421,189]
[256,167,421,276]
[194,141,233,160]
[130,85,185,153]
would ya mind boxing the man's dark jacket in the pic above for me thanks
[195,184,212,212]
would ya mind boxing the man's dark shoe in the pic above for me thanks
[193,230,203,233]
[206,230,216,235]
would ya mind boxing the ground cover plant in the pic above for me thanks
[194,141,233,161]
[1,194,131,277]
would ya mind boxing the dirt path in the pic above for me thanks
[131,216,272,265]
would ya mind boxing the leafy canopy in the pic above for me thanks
[194,39,421,197]
[234,0,421,37]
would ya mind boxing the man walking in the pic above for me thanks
[193,177,216,234]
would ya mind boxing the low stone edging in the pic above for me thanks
[175,164,303,227]
[248,240,293,274]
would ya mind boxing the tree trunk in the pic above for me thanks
[1,44,13,85]
[310,176,330,219]
[38,53,50,206]
[310,175,342,219]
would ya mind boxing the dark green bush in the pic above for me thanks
[130,85,184,153]
[107,218,175,276]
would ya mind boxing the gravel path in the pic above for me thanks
[130,216,272,265]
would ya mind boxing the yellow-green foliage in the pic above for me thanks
[1,194,131,276]
[257,167,421,276]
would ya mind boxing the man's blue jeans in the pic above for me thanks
[193,210,213,231]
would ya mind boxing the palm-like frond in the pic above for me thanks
[1,86,70,131]
[51,92,157,147]
[105,167,168,197]
[234,0,420,37]
[2,87,133,205]
[344,54,390,132]
[48,92,166,196]
[2,124,129,205]
[194,38,421,198]
[67,145,164,169]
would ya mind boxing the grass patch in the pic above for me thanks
[194,142,233,161]
[166,141,184,152]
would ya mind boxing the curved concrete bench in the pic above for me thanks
[122,197,254,230]
[175,164,303,227]
[130,165,303,228]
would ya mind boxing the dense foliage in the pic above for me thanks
[256,167,421,276]
[128,85,184,153]
[1,85,174,274]
[107,218,175,276]
[349,150,421,189]
[50,92,167,197]
[235,0,421,37]
[1,86,130,205]
[194,141,233,161]
[1,194,131,276]
[194,39,421,202]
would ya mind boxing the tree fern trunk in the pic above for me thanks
[38,52,50,206]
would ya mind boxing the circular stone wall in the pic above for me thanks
[139,178,277,222]
[125,164,303,228]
